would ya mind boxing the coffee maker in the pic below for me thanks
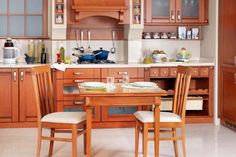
[2,38,20,64]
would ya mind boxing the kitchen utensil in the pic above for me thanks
[87,31,92,52]
[110,30,116,54]
[75,30,80,50]
[80,31,85,53]
[72,51,103,62]
[2,38,21,64]
[176,47,192,62]
[24,53,35,64]
[93,47,109,60]
[106,77,115,88]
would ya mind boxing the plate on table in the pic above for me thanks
[132,82,157,87]
[80,82,107,90]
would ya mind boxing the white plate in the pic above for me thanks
[80,82,106,88]
[132,82,157,87]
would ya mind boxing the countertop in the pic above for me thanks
[0,58,215,69]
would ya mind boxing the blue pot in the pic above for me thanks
[79,55,95,61]
[93,48,109,60]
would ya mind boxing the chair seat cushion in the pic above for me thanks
[41,112,86,124]
[134,111,181,123]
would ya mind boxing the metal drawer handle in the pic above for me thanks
[73,72,84,75]
[13,71,17,81]
[177,10,181,20]
[74,80,84,83]
[74,101,83,105]
[20,71,24,81]
[118,72,128,75]
[171,10,175,20]
[117,79,123,83]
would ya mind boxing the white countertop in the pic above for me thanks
[0,58,214,69]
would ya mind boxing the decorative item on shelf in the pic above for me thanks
[152,32,160,39]
[192,28,199,39]
[187,30,192,39]
[178,26,187,39]
[170,32,177,39]
[55,15,63,24]
[152,50,167,63]
[143,32,151,39]
[55,0,64,24]
[132,0,141,24]
[56,0,63,3]
[176,47,192,62]
[161,32,168,39]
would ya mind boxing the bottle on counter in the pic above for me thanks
[41,48,47,64]
[59,42,65,62]
[28,40,35,57]
[56,53,61,63]
[36,40,44,63]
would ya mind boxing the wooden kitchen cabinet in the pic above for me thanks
[0,69,18,123]
[219,0,236,128]
[145,0,208,25]
[0,68,37,127]
[149,66,214,123]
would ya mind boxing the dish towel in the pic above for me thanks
[51,63,67,71]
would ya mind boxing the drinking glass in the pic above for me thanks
[122,74,129,86]
[107,77,115,88]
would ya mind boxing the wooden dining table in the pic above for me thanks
[78,84,167,157]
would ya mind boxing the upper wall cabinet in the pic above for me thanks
[145,0,208,25]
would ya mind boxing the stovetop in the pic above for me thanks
[77,60,116,64]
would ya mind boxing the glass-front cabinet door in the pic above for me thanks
[145,0,176,23]
[176,0,208,24]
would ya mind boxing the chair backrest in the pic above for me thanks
[172,66,192,122]
[32,66,55,122]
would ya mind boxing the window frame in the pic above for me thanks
[0,0,48,39]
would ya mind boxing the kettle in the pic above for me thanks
[2,38,21,64]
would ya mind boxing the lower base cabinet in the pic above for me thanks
[0,68,37,128]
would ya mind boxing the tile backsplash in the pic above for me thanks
[0,39,201,63]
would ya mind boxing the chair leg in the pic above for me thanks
[72,125,78,157]
[37,126,42,157]
[48,128,55,157]
[135,120,140,157]
[172,128,179,157]
[142,123,148,157]
[83,124,87,155]
[181,126,186,157]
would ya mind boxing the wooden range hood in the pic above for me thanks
[72,0,129,24]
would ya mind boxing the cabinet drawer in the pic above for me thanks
[169,68,177,77]
[63,79,100,85]
[102,68,138,78]
[150,68,159,77]
[190,68,199,77]
[64,68,99,79]
[160,68,169,77]
[199,68,209,77]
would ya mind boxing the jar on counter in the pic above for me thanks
[28,40,35,57]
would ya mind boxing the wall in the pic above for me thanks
[201,0,219,125]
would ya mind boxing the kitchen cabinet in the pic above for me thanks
[149,66,214,123]
[145,0,208,25]
[0,68,37,127]
[0,69,18,123]
[219,0,236,128]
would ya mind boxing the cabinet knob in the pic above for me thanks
[171,10,175,20]
[118,72,128,75]
[20,71,24,81]
[74,101,83,105]
[73,72,84,75]
[13,71,17,81]
[74,80,84,83]
[177,10,181,20]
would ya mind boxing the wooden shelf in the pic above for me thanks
[167,89,209,95]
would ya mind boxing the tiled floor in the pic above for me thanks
[0,124,235,157]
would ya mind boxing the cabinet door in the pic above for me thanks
[145,0,176,23]
[0,69,18,122]
[19,69,37,122]
[176,0,208,24]
[219,68,236,124]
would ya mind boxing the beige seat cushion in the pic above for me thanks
[134,111,181,123]
[41,112,86,124]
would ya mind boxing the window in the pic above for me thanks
[0,0,48,38]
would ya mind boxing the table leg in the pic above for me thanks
[86,105,92,157]
[154,97,161,157]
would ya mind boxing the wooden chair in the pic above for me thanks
[32,66,86,157]
[134,66,192,157]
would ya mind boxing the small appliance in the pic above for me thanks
[2,38,20,64]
